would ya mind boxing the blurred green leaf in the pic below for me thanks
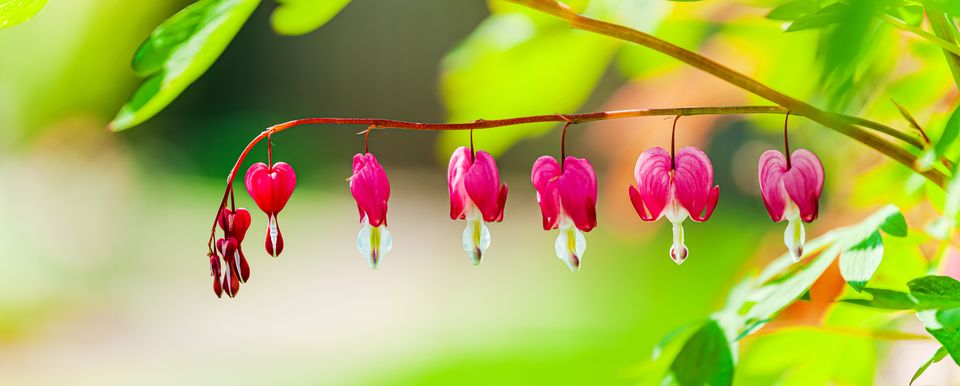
[911,346,948,385]
[935,104,960,156]
[111,0,260,131]
[270,0,350,36]
[839,230,884,292]
[923,0,960,18]
[784,2,845,32]
[886,4,924,26]
[669,321,734,386]
[736,328,876,385]
[841,288,917,310]
[0,0,47,29]
[439,12,617,157]
[766,0,817,21]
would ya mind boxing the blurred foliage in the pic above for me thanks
[0,0,47,29]
[3,0,960,384]
[270,0,351,36]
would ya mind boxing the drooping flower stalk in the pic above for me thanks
[531,155,598,271]
[245,161,297,257]
[629,117,719,264]
[448,145,508,265]
[350,152,392,268]
[758,114,825,261]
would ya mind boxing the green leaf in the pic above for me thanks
[879,210,908,237]
[785,2,845,32]
[923,0,960,18]
[270,0,350,36]
[669,321,734,386]
[0,0,47,29]
[917,308,960,365]
[766,0,818,21]
[841,288,918,310]
[111,0,260,131]
[908,275,960,309]
[935,104,960,156]
[911,346,948,385]
[839,230,884,292]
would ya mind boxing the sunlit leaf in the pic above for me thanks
[839,230,884,292]
[766,0,817,21]
[879,210,908,236]
[270,0,350,36]
[784,2,845,32]
[935,104,960,156]
[0,0,47,29]
[911,346,948,385]
[923,0,960,18]
[669,321,734,386]
[917,307,960,364]
[908,275,960,308]
[111,0,260,131]
[841,288,917,310]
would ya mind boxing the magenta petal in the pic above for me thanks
[218,208,251,242]
[350,153,391,227]
[531,156,562,230]
[783,149,824,222]
[758,150,788,222]
[496,184,508,222]
[557,156,598,232]
[674,147,719,222]
[633,147,672,221]
[447,146,472,220]
[465,151,505,222]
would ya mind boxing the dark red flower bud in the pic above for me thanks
[209,253,222,298]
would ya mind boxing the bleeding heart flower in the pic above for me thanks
[350,153,392,268]
[216,237,241,298]
[209,253,222,298]
[245,162,297,257]
[531,156,597,271]
[218,208,251,283]
[448,147,508,265]
[629,146,719,264]
[758,149,824,262]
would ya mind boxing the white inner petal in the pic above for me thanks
[784,217,805,263]
[670,220,687,265]
[356,220,392,269]
[268,216,279,256]
[554,217,585,272]
[462,218,490,266]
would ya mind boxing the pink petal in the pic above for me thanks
[531,156,562,230]
[464,151,506,222]
[270,162,297,213]
[783,149,824,222]
[350,153,391,227]
[447,147,472,220]
[674,147,719,222]
[495,184,508,222]
[557,156,598,232]
[758,150,788,222]
[632,147,672,221]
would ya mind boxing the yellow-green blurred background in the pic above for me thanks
[1,0,958,385]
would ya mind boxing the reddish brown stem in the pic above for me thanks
[204,104,929,251]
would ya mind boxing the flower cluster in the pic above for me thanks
[208,121,825,297]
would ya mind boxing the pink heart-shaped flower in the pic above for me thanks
[245,162,297,216]
[758,149,824,222]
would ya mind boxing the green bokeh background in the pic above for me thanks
[0,0,956,385]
